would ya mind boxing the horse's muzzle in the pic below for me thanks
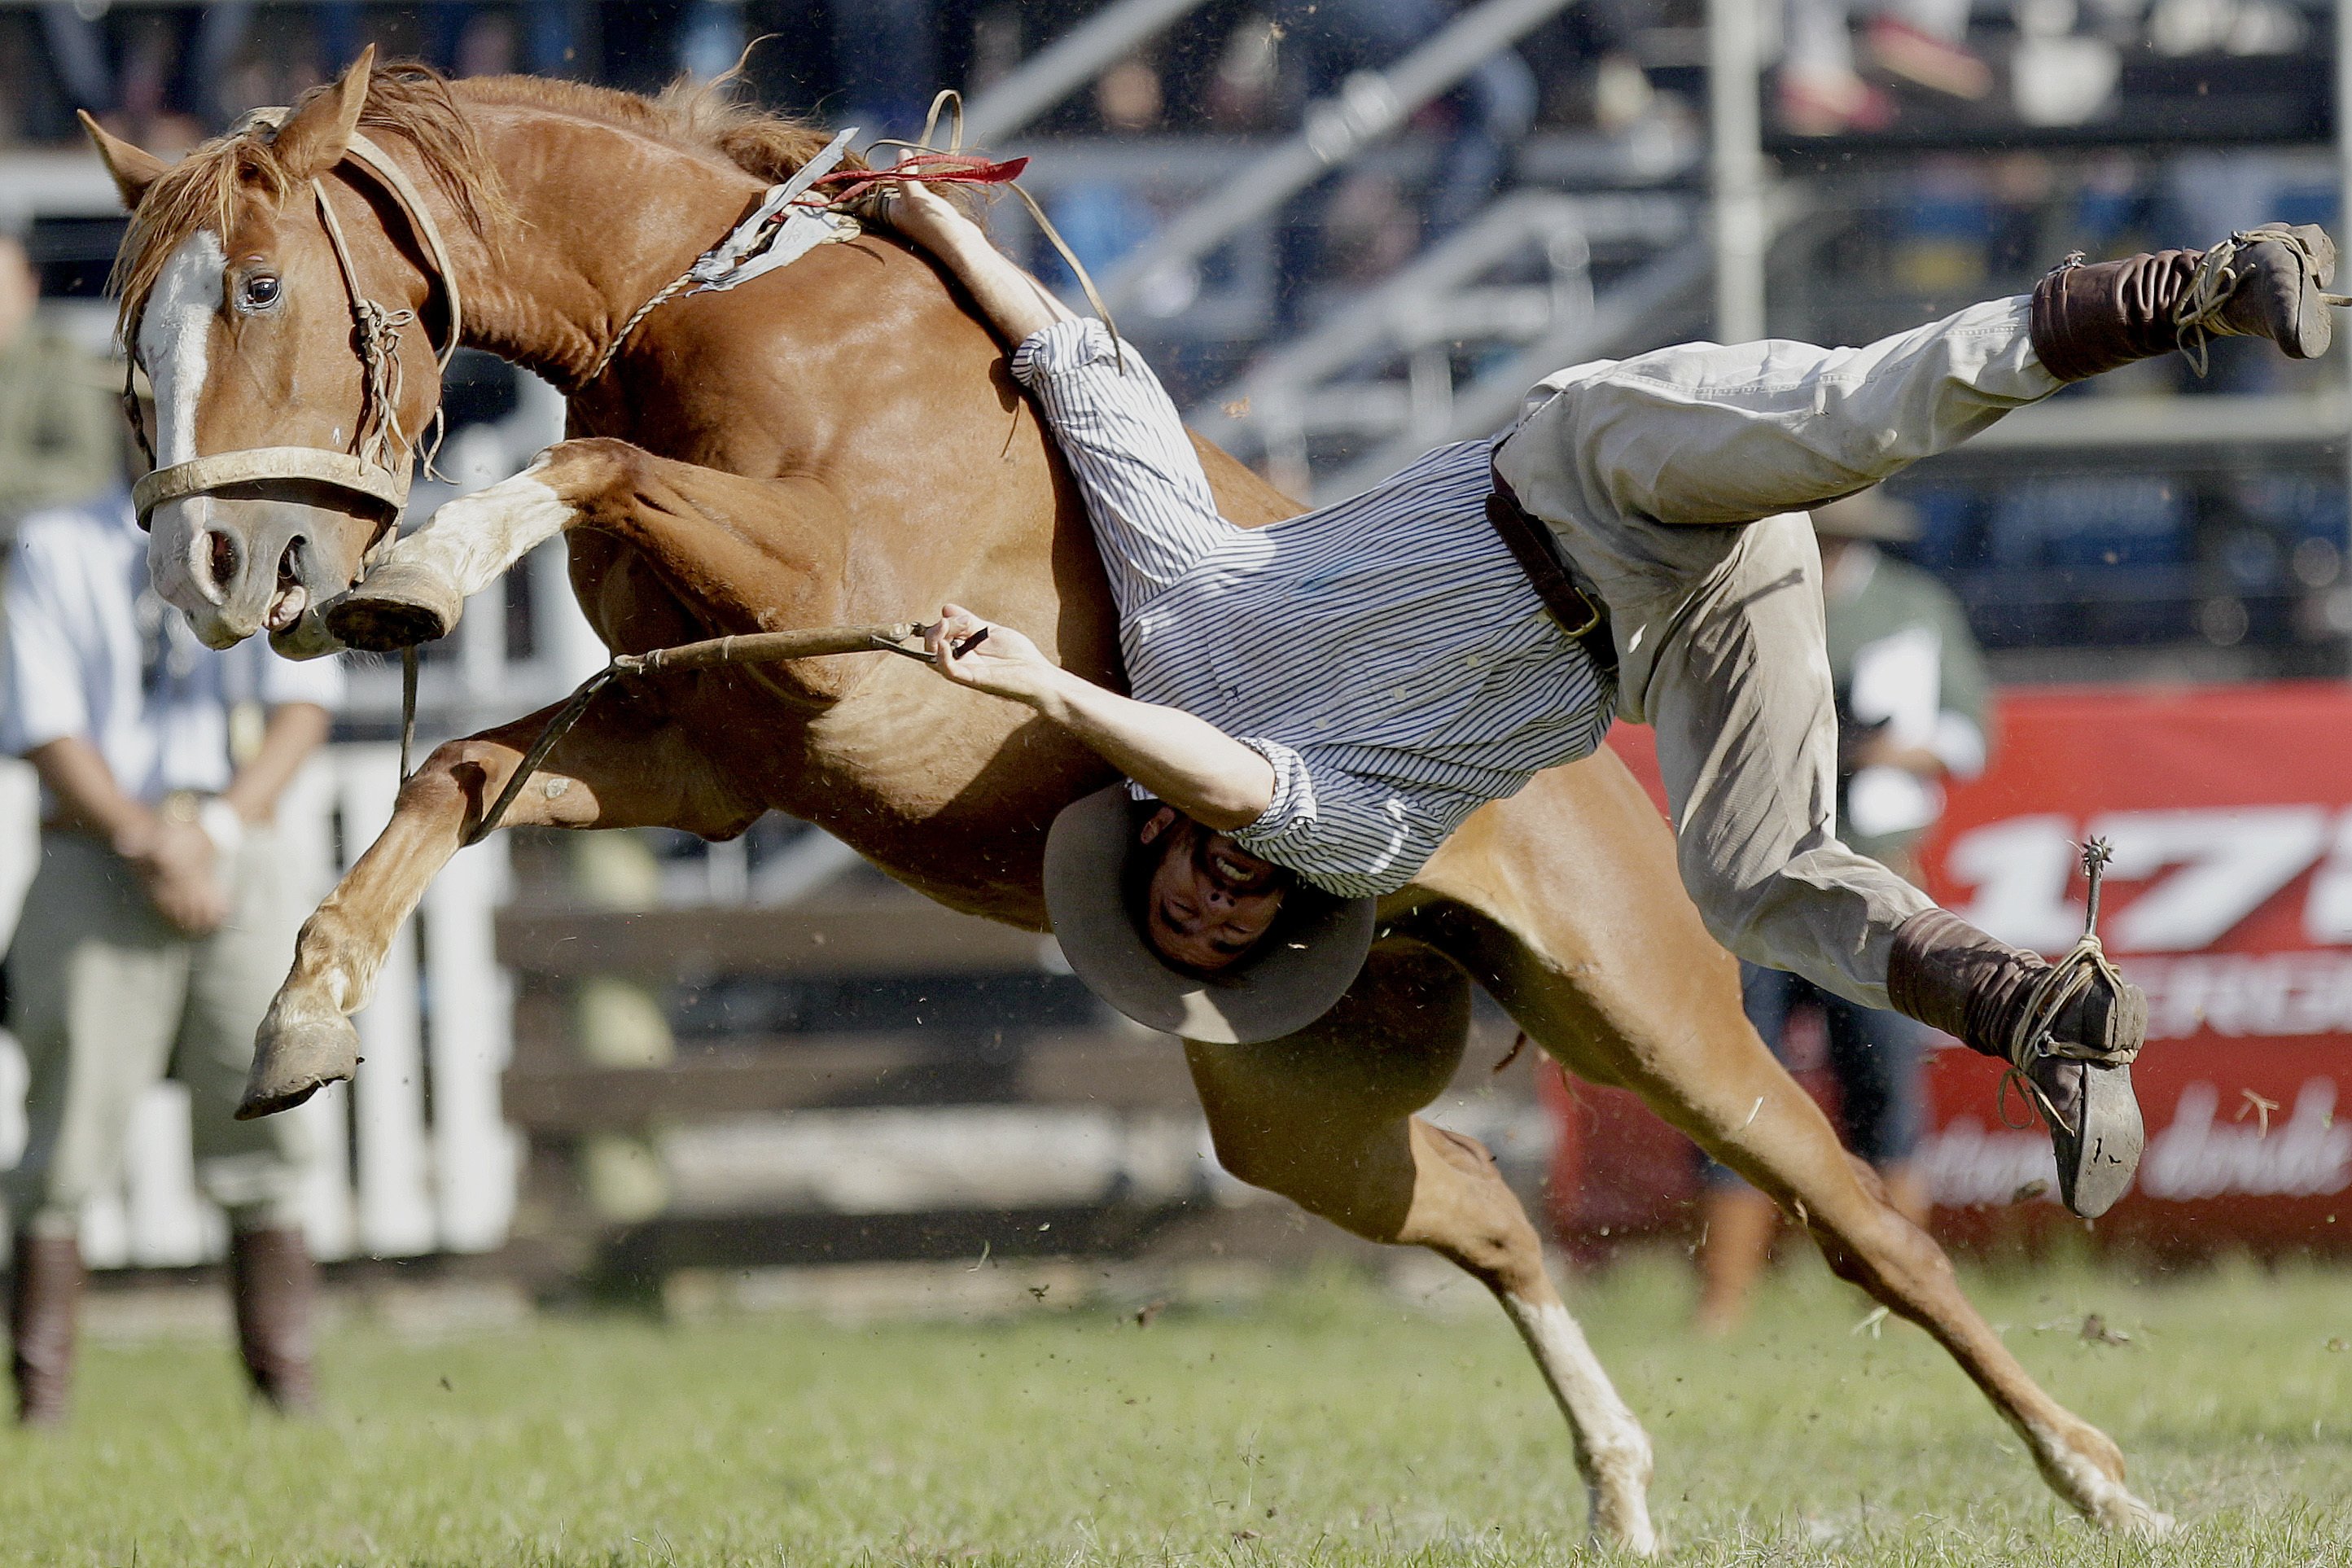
[147,490,384,657]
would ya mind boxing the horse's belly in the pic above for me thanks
[703,668,1113,927]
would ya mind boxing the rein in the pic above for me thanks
[458,620,941,845]
[129,111,463,532]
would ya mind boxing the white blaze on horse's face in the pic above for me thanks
[139,232,234,636]
[141,231,224,469]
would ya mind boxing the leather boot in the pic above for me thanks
[2030,224,2341,381]
[8,1233,82,1428]
[228,1227,317,1415]
[1888,909,2146,1219]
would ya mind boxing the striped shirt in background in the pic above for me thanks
[1010,318,1614,898]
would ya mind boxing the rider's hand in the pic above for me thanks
[924,603,1063,707]
[884,160,979,258]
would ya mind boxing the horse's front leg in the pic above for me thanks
[324,438,852,652]
[242,690,755,1118]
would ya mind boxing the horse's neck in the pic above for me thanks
[445,103,761,388]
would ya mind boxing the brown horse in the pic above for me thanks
[86,56,2165,1547]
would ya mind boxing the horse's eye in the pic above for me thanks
[239,274,281,310]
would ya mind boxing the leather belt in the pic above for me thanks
[1483,464,1618,680]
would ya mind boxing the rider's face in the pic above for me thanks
[1137,809,1289,975]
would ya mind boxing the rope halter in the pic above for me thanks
[128,111,463,533]
[1996,837,2137,1136]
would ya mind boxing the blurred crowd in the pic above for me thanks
[0,2,2343,656]
[0,0,1661,155]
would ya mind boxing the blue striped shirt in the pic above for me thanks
[1012,318,1614,897]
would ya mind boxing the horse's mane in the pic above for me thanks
[113,63,869,343]
[468,71,869,191]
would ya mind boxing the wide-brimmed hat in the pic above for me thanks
[1043,785,1376,1044]
[1811,489,1921,543]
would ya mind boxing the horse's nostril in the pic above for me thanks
[207,529,239,595]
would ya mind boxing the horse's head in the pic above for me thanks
[90,50,453,657]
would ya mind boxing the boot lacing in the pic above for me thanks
[2174,226,2352,377]
[1996,838,2136,1136]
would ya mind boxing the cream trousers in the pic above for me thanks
[3,828,311,1237]
[1496,296,2058,1009]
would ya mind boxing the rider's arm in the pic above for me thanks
[887,178,1072,345]
[923,607,1274,831]
[889,180,1229,610]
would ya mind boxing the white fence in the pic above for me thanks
[0,745,518,1268]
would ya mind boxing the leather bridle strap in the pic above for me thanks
[133,447,412,519]
[130,116,465,532]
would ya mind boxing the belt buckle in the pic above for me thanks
[1559,586,1604,642]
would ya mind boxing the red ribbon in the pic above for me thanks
[801,152,1031,208]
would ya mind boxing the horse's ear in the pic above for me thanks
[79,112,168,211]
[273,45,376,182]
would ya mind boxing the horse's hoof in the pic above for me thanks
[323,561,464,651]
[239,1005,360,1119]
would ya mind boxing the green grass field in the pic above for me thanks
[4,1252,2350,1566]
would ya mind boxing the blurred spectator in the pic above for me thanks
[0,234,119,538]
[1042,55,1170,295]
[1779,0,1989,136]
[315,0,582,82]
[0,385,340,1427]
[40,0,255,151]
[649,0,940,135]
[1693,489,1989,1334]
[1262,0,1536,322]
[1275,0,1535,238]
[832,0,938,140]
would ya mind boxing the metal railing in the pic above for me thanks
[1191,190,1694,498]
[1097,0,1584,318]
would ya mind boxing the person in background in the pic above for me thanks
[0,379,340,1427]
[0,232,119,537]
[1271,0,1539,321]
[38,1,256,151]
[1779,0,1992,136]
[1693,488,1989,1334]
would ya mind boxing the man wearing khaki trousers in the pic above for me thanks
[0,461,339,1426]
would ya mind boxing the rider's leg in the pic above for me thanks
[1496,230,2340,1215]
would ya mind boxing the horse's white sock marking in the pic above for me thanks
[388,462,573,598]
[1502,1294,1658,1555]
[2022,1419,2173,1535]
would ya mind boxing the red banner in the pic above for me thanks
[1546,685,2352,1253]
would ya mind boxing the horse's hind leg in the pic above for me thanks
[1422,762,2169,1534]
[1188,943,1658,1554]
[243,688,754,1116]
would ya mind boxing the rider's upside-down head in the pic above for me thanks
[1125,806,1295,976]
